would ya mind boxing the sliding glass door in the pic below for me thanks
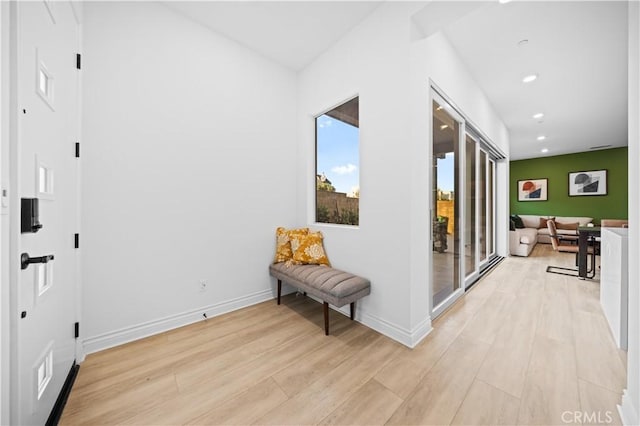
[431,90,501,316]
[431,97,463,315]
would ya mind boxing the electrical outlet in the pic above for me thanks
[199,280,207,292]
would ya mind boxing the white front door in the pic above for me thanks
[11,2,80,424]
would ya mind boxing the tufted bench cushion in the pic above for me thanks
[269,263,371,335]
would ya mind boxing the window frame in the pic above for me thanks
[314,95,360,227]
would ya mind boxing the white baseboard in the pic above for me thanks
[81,289,274,357]
[82,287,433,357]
[359,310,432,348]
[289,293,432,348]
[408,317,433,347]
[619,389,639,426]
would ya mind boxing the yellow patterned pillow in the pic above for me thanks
[288,229,309,254]
[273,227,309,263]
[292,232,330,266]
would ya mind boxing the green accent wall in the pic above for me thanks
[510,147,628,224]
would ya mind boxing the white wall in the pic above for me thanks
[81,2,297,354]
[297,2,509,346]
[298,2,423,345]
[621,1,639,424]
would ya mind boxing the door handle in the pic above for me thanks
[21,253,54,270]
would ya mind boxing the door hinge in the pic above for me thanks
[76,53,81,70]
[74,322,79,339]
[75,142,80,158]
[74,233,79,249]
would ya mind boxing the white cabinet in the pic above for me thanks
[600,228,629,349]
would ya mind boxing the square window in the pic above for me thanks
[37,363,46,389]
[36,347,53,400]
[35,261,53,298]
[35,50,55,111]
[38,70,48,95]
[38,165,47,193]
[36,158,54,199]
[315,96,359,226]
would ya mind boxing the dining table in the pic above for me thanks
[577,226,601,279]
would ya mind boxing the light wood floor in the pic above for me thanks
[61,244,627,425]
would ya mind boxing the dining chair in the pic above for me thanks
[546,219,596,278]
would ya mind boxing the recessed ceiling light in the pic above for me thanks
[537,135,546,141]
[498,0,512,3]
[541,148,549,153]
[533,113,544,119]
[436,106,443,111]
[440,124,448,130]
[522,74,538,83]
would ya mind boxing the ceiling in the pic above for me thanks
[162,1,381,71]
[439,1,629,160]
[162,1,629,161]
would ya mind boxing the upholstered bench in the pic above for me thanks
[269,263,371,335]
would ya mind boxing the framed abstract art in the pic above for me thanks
[517,178,548,201]
[569,169,607,196]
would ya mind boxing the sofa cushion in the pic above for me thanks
[539,228,578,235]
[556,216,593,226]
[520,215,593,229]
[517,228,538,244]
[519,214,547,228]
[538,217,555,229]
[510,214,525,229]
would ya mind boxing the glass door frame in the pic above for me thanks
[464,133,480,289]
[479,152,497,272]
[430,91,466,318]
[479,148,489,267]
[488,158,497,260]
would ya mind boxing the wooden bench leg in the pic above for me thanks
[277,280,282,305]
[323,302,329,336]
[350,302,355,320]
